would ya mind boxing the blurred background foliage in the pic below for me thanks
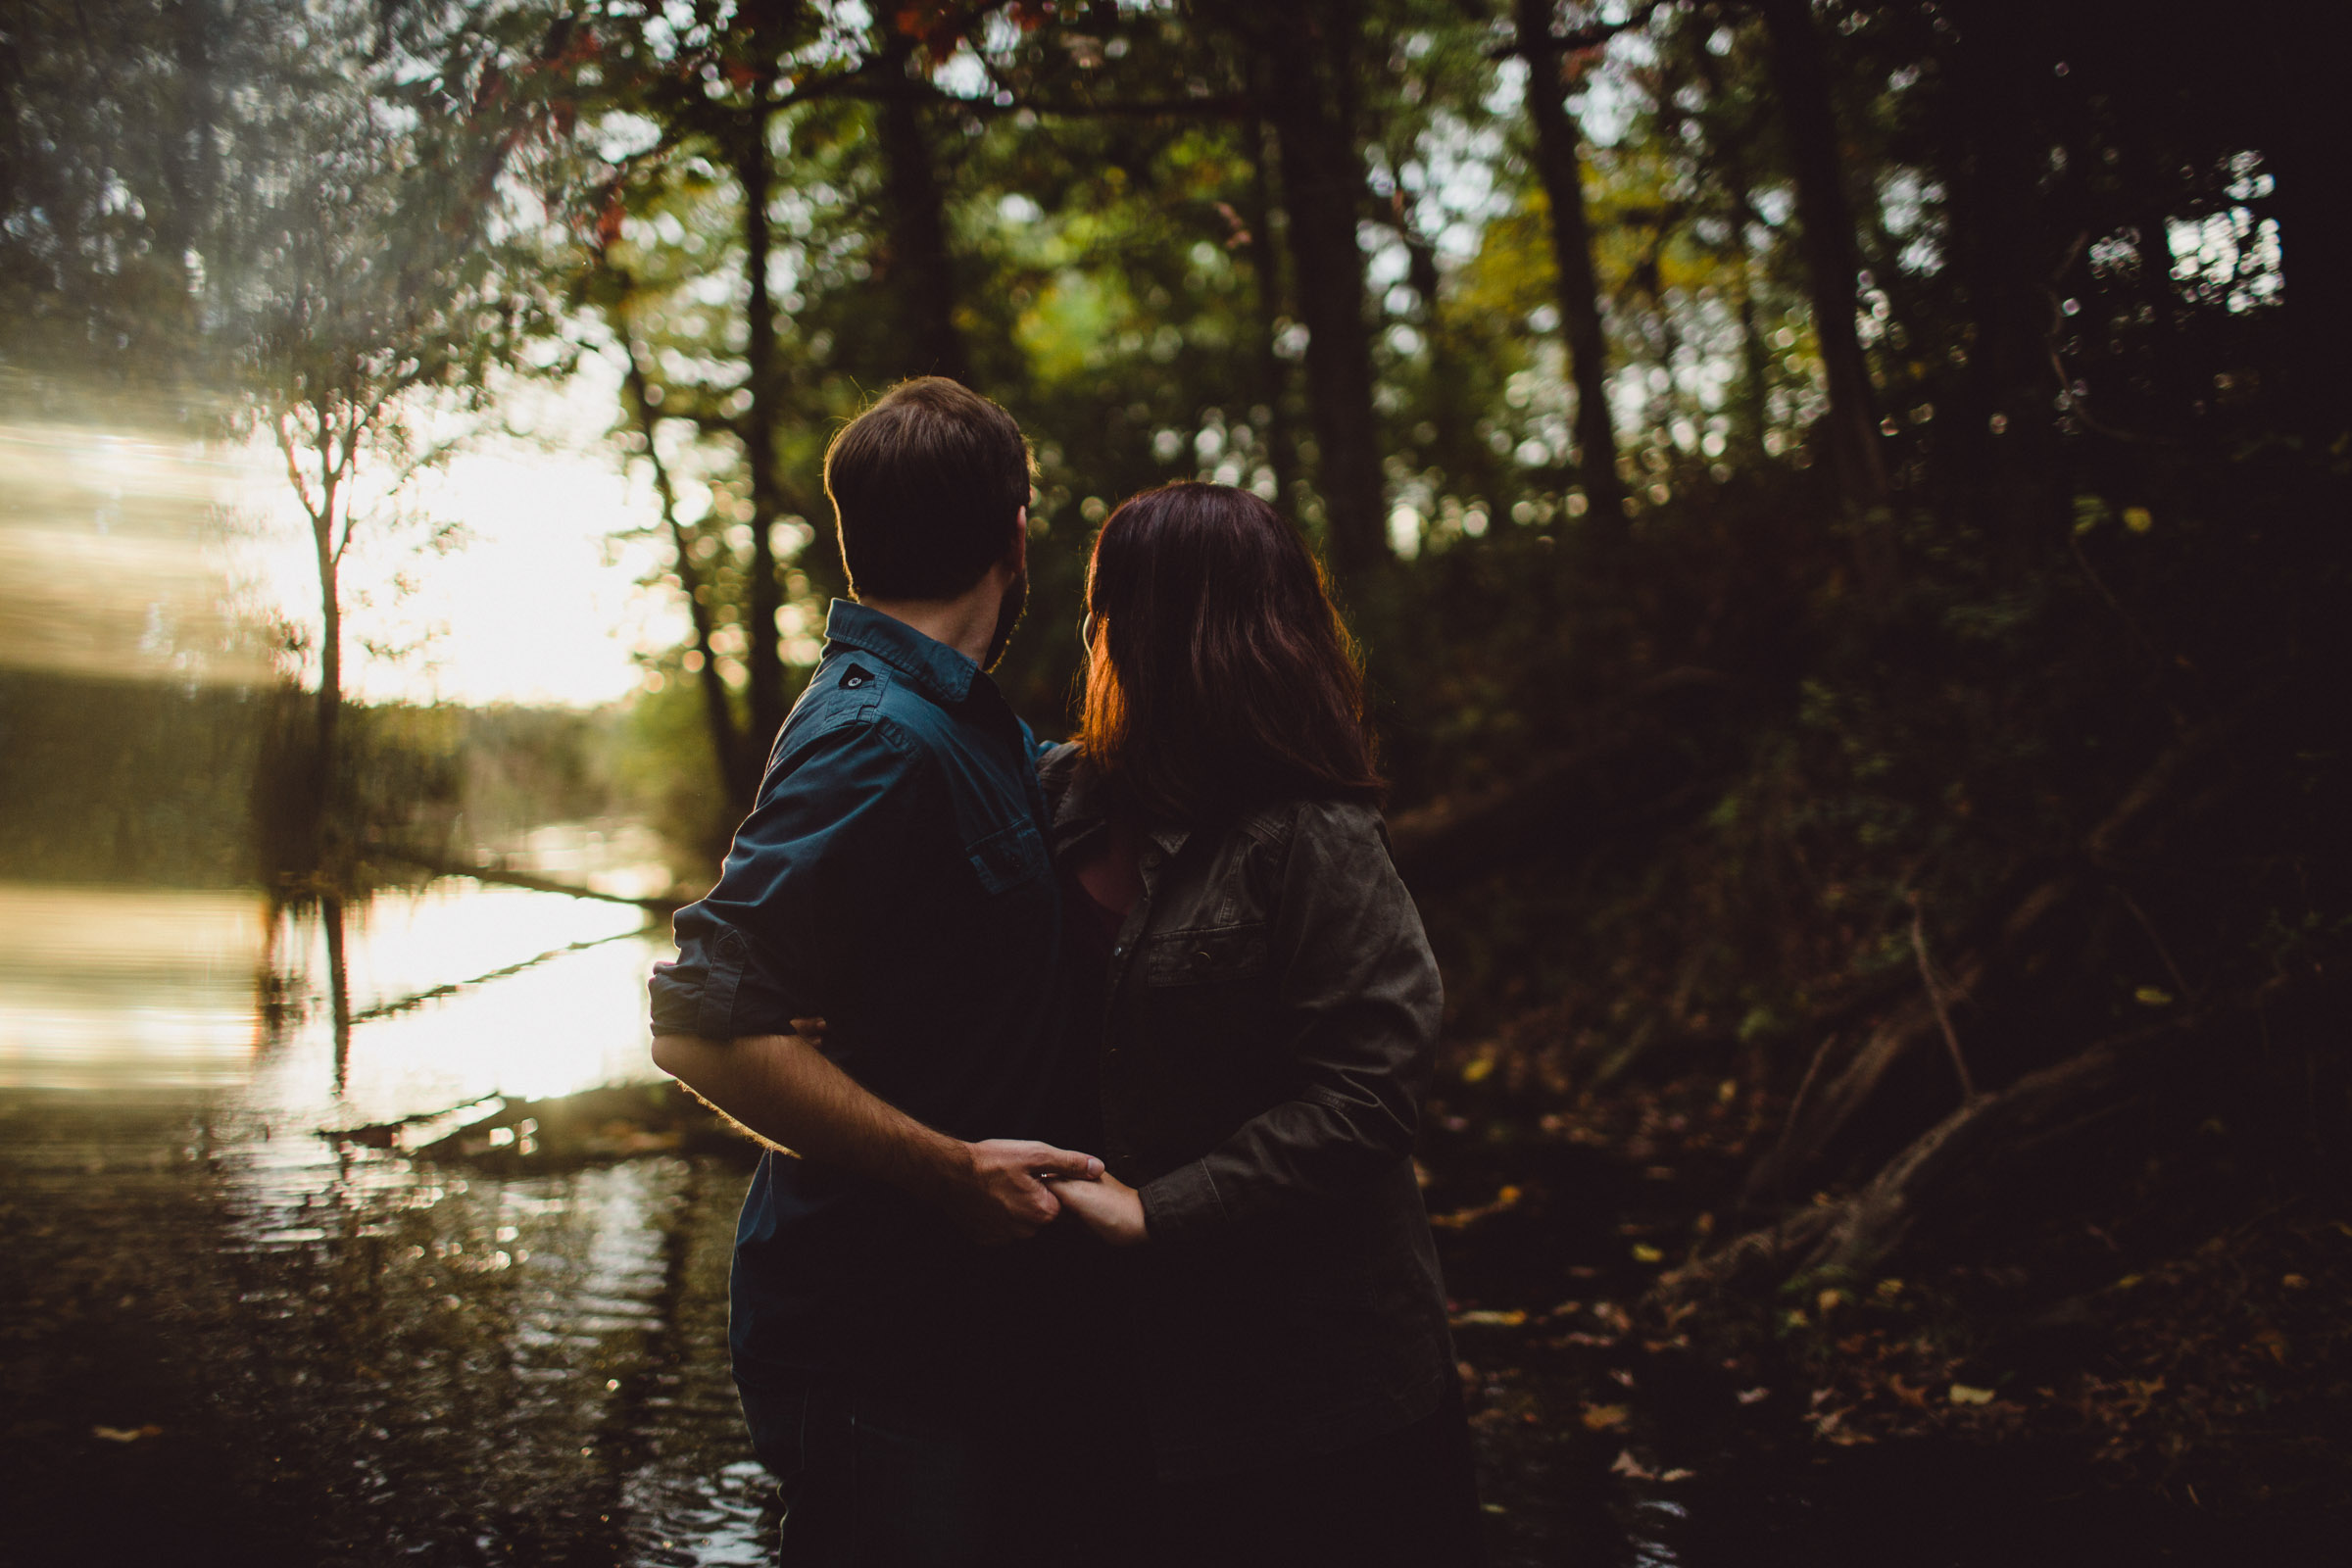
[3,0,2346,1500]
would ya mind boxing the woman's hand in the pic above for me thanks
[1052,1169,1150,1246]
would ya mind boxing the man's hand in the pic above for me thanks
[1051,1169,1150,1247]
[653,1027,1104,1244]
[929,1140,1104,1246]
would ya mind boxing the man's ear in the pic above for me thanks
[1009,507,1029,572]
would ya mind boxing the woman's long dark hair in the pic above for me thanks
[1078,482,1382,820]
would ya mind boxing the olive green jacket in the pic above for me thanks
[1039,744,1455,1480]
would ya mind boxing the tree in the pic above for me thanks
[1167,0,1393,578]
[1754,0,1893,569]
[1513,0,1631,536]
[0,0,236,412]
[226,6,559,860]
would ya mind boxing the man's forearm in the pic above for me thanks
[652,1031,967,1201]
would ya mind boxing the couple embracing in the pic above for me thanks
[650,377,1483,1566]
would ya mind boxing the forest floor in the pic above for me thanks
[1417,1066,2352,1564]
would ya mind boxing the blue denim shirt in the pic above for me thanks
[650,600,1085,1382]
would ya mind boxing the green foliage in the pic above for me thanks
[609,664,738,872]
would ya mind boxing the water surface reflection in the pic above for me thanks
[0,873,789,1566]
[0,877,664,1113]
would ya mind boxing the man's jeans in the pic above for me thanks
[737,1364,1127,1567]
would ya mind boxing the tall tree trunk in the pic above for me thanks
[1244,110,1302,512]
[1384,182,1482,497]
[1515,0,1628,538]
[1260,0,1388,578]
[1695,39,1774,459]
[877,55,971,384]
[1756,0,1892,564]
[1737,274,1772,457]
[1937,0,2056,574]
[311,476,341,847]
[734,122,788,757]
[323,890,351,1097]
[623,343,755,806]
[2260,34,2350,454]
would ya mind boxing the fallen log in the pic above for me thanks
[1660,1016,2194,1302]
[1738,721,2230,1205]
[372,843,686,913]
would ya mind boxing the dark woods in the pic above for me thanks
[2,0,2344,1520]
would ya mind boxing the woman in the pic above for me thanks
[1045,482,1482,1566]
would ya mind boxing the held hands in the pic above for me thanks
[786,1014,1133,1246]
[936,1140,1104,1245]
[931,1142,1151,1248]
[1048,1169,1150,1247]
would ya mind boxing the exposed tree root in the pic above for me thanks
[1660,1018,2192,1304]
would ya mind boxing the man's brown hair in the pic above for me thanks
[822,377,1034,601]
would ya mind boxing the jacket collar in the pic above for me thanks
[823,598,979,706]
[1042,745,1193,861]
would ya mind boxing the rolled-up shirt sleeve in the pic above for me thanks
[1139,804,1444,1241]
[650,716,930,1042]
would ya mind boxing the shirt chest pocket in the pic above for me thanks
[965,817,1049,896]
[1144,923,1272,988]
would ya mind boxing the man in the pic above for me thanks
[649,377,1107,1563]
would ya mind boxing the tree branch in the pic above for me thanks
[1909,898,1979,1101]
[1490,0,1671,60]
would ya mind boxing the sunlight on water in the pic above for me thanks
[0,877,668,1116]
[0,862,786,1564]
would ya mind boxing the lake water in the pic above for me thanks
[0,872,786,1566]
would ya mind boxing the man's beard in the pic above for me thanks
[982,566,1028,672]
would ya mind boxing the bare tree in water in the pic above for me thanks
[225,7,563,863]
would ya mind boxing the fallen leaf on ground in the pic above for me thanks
[1948,1384,1996,1405]
[1736,1386,1770,1404]
[1609,1448,1653,1480]
[1659,1467,1696,1482]
[1631,1244,1665,1263]
[1449,1308,1527,1328]
[1428,1185,1523,1230]
[1582,1403,1631,1431]
[93,1425,162,1443]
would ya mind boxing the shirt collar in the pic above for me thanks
[823,599,980,706]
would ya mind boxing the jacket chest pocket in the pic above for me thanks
[966,817,1049,896]
[1144,923,1271,988]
